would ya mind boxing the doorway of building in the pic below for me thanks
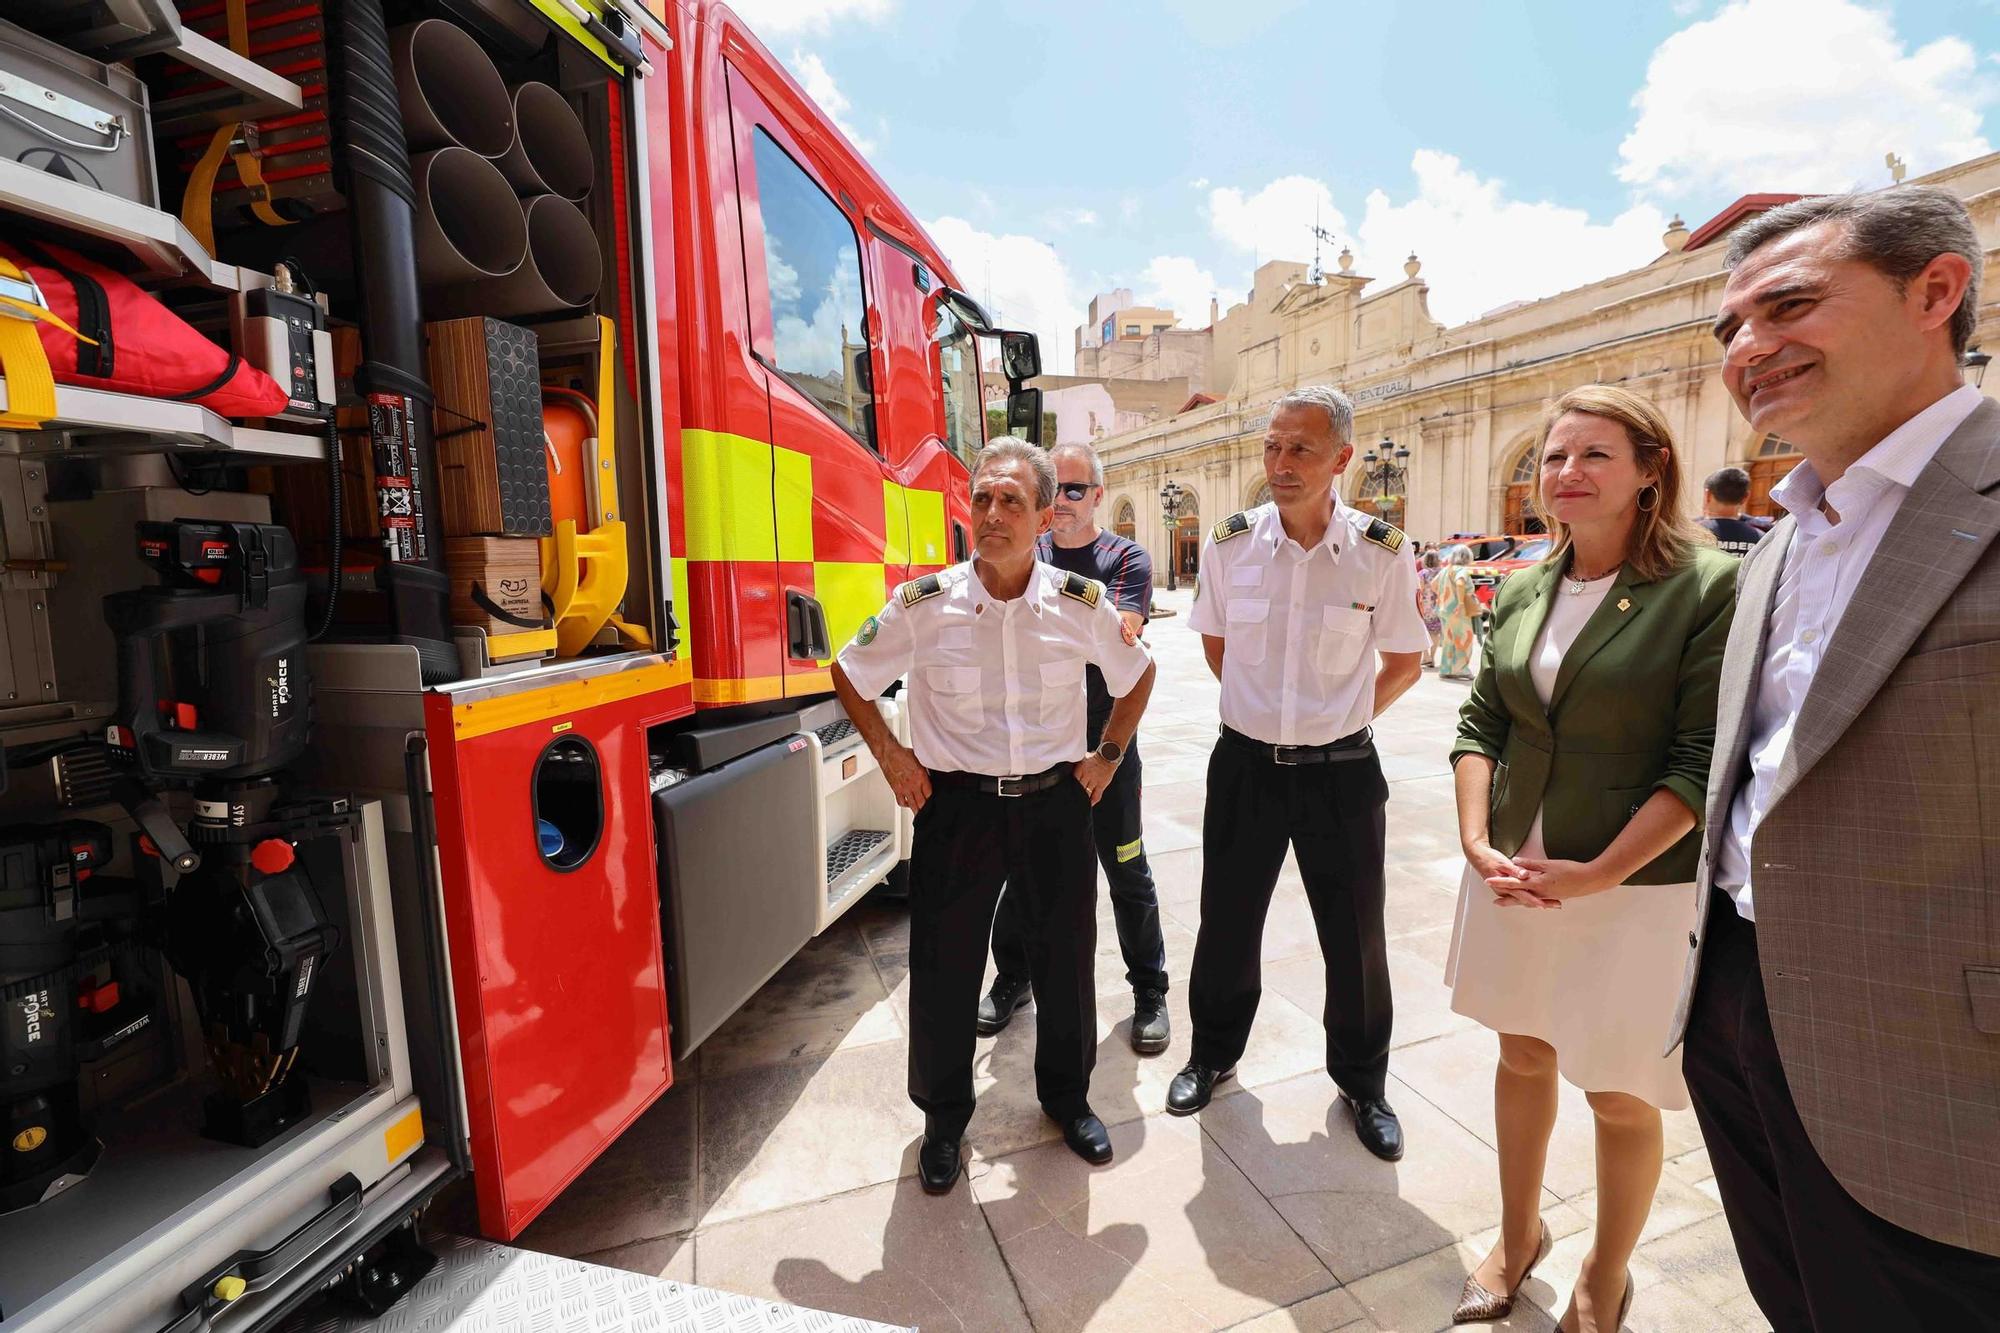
[1113,497,1136,542]
[1503,445,1540,533]
[1172,487,1201,581]
[1746,433,1801,517]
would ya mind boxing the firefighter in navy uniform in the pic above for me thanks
[1166,386,1428,1163]
[832,438,1157,1195]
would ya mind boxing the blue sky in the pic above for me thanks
[730,0,2000,370]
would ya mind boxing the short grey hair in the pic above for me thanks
[972,436,1057,508]
[1272,384,1355,444]
[1049,441,1104,486]
[1725,187,1982,355]
[1446,544,1473,566]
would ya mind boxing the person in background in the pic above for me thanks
[1433,546,1481,679]
[1695,466,1765,557]
[1446,386,1735,1331]
[1417,548,1445,669]
[978,441,1171,1055]
[1673,186,2000,1328]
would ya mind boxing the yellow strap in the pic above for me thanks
[0,317,57,429]
[180,1,294,252]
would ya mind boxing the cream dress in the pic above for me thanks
[1443,573,1697,1110]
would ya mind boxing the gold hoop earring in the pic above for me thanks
[1636,484,1659,512]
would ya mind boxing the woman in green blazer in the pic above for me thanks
[1445,386,1736,1332]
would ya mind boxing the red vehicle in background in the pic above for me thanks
[1438,532,1555,637]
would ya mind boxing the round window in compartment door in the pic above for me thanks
[532,736,605,872]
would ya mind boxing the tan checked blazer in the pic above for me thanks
[1668,397,2000,1257]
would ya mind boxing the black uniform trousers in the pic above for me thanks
[1187,734,1393,1098]
[990,721,1169,996]
[908,770,1098,1140]
[1684,895,2000,1331]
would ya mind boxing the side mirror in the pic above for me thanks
[1006,387,1044,445]
[1000,331,1041,383]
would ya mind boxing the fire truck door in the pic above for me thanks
[727,68,895,694]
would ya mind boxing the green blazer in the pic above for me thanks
[1450,547,1737,884]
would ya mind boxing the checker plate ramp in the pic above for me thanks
[281,1233,912,1333]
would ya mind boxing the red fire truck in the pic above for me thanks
[0,1,1035,1327]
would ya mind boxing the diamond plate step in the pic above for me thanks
[281,1232,911,1332]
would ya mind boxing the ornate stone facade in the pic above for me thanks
[1100,155,2000,580]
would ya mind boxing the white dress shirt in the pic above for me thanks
[1714,383,1983,919]
[1186,499,1429,746]
[836,561,1153,777]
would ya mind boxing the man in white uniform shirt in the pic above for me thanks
[832,438,1156,1195]
[1166,385,1428,1162]
[1671,187,2000,1328]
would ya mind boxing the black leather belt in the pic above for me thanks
[1220,724,1373,765]
[928,763,1073,797]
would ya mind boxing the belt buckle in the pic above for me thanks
[1271,745,1302,766]
[995,774,1026,797]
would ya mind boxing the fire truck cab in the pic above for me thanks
[0,1,1035,1328]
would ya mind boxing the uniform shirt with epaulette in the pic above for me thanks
[1187,499,1428,746]
[837,561,1153,777]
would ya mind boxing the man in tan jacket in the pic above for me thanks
[1673,186,2000,1327]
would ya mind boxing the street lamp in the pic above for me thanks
[1964,345,1990,389]
[1357,436,1412,524]
[1159,478,1184,592]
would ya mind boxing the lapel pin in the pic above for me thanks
[1617,597,1632,612]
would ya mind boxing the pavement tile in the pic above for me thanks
[1265,944,1473,1052]
[699,1039,924,1224]
[1630,1212,1762,1327]
[696,1175,1032,1332]
[1221,1286,1367,1331]
[699,928,903,1076]
[975,1113,1337,1331]
[1196,1072,1512,1283]
[514,1081,697,1256]
[1344,1238,1558,1331]
[574,1232,696,1283]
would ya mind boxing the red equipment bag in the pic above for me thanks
[0,239,289,419]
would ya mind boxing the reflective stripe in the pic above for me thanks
[1116,837,1144,863]
[905,486,946,566]
[774,445,813,561]
[694,668,831,705]
[682,428,775,561]
[881,479,911,568]
[813,561,887,665]
[451,659,693,740]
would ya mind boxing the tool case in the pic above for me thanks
[0,17,159,210]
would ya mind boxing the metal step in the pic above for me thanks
[813,718,857,747]
[825,827,890,886]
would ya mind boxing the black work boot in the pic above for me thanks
[975,974,1032,1036]
[1130,989,1170,1055]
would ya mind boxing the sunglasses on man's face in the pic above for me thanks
[1055,482,1096,502]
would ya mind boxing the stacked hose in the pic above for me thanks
[391,19,603,319]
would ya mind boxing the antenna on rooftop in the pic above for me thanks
[1886,151,1907,185]
[1308,202,1339,285]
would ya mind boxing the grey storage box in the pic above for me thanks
[0,17,158,209]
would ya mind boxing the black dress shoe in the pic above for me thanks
[1340,1092,1405,1161]
[975,974,1032,1036]
[1057,1113,1113,1164]
[918,1134,963,1193]
[1130,989,1170,1055]
[1165,1061,1234,1115]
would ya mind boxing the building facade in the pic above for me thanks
[1099,156,2000,585]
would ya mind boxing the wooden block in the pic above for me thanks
[426,317,550,538]
[446,536,545,635]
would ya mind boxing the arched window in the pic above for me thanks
[1353,461,1407,529]
[1503,444,1543,534]
[1745,433,1800,518]
[1113,497,1136,541]
[1246,480,1272,509]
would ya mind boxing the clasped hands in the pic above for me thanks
[1465,842,1617,909]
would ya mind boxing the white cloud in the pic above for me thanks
[1619,0,1993,200]
[789,50,874,153]
[924,216,1085,374]
[1045,207,1099,231]
[1189,177,1210,190]
[730,0,892,37]
[1135,255,1217,325]
[1208,175,1345,264]
[1072,209,1099,227]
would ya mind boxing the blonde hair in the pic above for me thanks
[1530,385,1702,582]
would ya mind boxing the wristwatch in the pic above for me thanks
[1094,739,1124,764]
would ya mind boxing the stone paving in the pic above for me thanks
[502,587,1761,1331]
